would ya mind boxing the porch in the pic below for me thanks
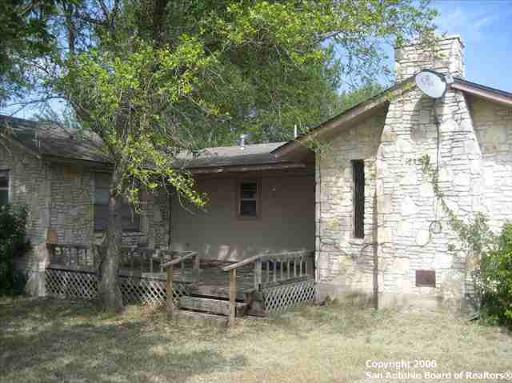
[44,244,316,325]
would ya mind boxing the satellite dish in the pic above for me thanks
[415,70,447,99]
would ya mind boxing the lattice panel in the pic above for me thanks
[263,279,316,313]
[45,267,187,306]
[46,269,97,299]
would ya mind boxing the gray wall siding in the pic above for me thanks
[171,174,315,260]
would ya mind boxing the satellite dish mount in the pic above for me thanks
[415,69,448,99]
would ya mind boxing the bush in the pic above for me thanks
[0,204,30,294]
[480,224,512,328]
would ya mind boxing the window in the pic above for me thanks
[94,173,140,232]
[352,160,365,238]
[238,181,259,218]
[0,170,9,207]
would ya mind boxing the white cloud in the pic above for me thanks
[434,1,509,42]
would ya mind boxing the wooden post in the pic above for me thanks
[254,259,262,290]
[228,268,237,328]
[193,253,200,282]
[166,264,176,320]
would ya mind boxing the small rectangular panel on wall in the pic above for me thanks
[415,270,436,287]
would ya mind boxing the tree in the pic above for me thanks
[0,1,64,103]
[2,0,436,312]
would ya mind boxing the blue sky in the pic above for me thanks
[3,0,512,118]
[432,0,512,91]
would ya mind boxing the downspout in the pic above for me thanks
[372,188,379,310]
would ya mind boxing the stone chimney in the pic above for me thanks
[395,35,464,82]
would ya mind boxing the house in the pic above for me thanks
[1,35,511,311]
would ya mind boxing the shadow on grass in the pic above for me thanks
[0,297,247,383]
[263,301,393,339]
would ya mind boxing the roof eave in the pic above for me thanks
[452,79,512,107]
[188,161,308,175]
[272,77,416,159]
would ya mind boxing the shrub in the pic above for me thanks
[0,204,30,294]
[480,224,512,328]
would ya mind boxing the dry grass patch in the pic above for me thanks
[1,297,511,383]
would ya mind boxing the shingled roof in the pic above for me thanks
[0,115,110,164]
[0,115,306,172]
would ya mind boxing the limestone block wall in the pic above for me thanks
[49,163,95,244]
[138,191,170,248]
[46,166,171,249]
[472,98,512,231]
[395,35,464,81]
[315,112,385,297]
[0,142,51,266]
[375,87,482,307]
[0,143,170,256]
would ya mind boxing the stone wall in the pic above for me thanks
[0,140,170,280]
[46,164,169,248]
[49,163,95,244]
[472,98,512,231]
[375,86,481,310]
[0,141,51,294]
[395,35,464,81]
[315,111,385,301]
[316,35,500,310]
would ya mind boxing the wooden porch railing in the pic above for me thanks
[161,251,200,319]
[47,243,94,268]
[47,243,190,275]
[221,250,314,327]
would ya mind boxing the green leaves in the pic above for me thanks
[4,0,438,208]
[481,224,512,328]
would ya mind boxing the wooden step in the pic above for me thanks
[177,309,228,325]
[179,296,248,316]
[188,283,251,301]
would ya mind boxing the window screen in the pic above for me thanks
[94,173,140,232]
[352,160,365,238]
[239,181,258,217]
[0,170,9,207]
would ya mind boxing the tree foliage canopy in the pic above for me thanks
[1,0,437,311]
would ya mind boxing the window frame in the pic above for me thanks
[0,169,10,207]
[93,172,141,233]
[236,179,261,220]
[351,160,365,239]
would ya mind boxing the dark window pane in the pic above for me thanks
[0,190,8,206]
[352,160,365,238]
[94,172,140,232]
[94,189,110,205]
[0,179,8,188]
[95,173,111,188]
[94,205,109,232]
[94,203,140,232]
[240,182,257,199]
[240,200,257,216]
[120,203,140,232]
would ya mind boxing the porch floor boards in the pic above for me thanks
[173,263,255,300]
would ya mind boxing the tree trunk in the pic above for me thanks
[97,184,124,312]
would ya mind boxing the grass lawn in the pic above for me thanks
[1,297,511,383]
